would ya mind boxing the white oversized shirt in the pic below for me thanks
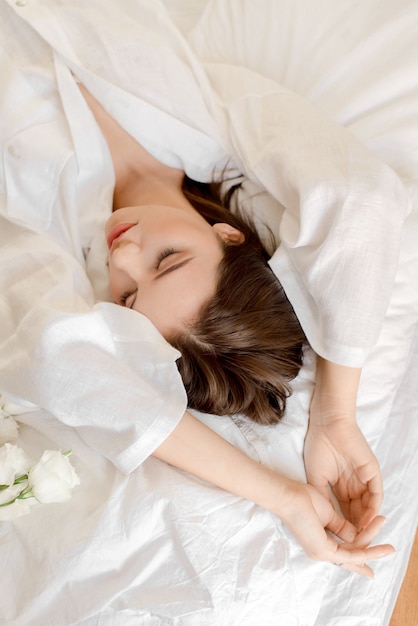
[0,0,410,471]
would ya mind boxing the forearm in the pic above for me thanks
[153,411,283,514]
[154,410,395,571]
[311,357,362,425]
[305,357,383,528]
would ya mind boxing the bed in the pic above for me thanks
[0,0,417,624]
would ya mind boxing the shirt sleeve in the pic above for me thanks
[0,219,187,473]
[201,63,410,367]
[187,0,412,366]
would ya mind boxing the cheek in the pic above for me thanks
[134,298,174,338]
[107,265,124,302]
[136,274,217,337]
[108,280,119,303]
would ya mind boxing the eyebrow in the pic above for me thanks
[155,258,193,280]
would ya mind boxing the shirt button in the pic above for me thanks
[7,145,21,159]
[16,0,27,5]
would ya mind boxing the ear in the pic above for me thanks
[212,222,245,245]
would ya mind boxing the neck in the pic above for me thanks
[113,169,188,212]
[78,82,187,211]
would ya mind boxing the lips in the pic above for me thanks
[106,223,136,249]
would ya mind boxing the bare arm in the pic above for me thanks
[154,410,392,576]
[310,358,361,424]
[304,357,383,528]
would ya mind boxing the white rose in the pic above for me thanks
[0,415,19,445]
[28,450,80,503]
[0,443,32,487]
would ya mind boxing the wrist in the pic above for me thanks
[252,469,299,519]
[310,357,361,426]
[315,357,361,396]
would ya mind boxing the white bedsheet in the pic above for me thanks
[1,338,416,625]
[1,0,417,624]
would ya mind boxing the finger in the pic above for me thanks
[352,516,386,548]
[306,474,332,504]
[336,496,352,524]
[332,542,395,565]
[360,508,377,531]
[322,507,394,561]
[341,562,374,579]
[328,481,353,523]
[358,476,383,529]
[283,492,351,562]
[325,507,358,543]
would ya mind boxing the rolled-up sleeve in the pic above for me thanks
[204,64,411,366]
[0,222,187,473]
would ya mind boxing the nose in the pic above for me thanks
[110,241,143,281]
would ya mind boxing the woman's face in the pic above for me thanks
[105,204,242,338]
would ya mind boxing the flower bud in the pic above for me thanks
[0,443,32,486]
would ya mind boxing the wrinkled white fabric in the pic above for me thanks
[0,0,414,477]
[3,0,416,439]
[187,0,413,365]
[0,0,417,625]
[0,334,417,625]
[0,0,194,472]
[0,219,188,472]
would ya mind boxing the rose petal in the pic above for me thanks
[29,450,80,504]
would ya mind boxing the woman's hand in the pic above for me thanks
[304,416,382,529]
[276,477,392,577]
[304,358,383,529]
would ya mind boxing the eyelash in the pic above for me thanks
[119,248,176,307]
[155,247,176,269]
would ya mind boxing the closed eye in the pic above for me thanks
[155,248,176,269]
[155,248,193,279]
[119,250,190,308]
[156,257,193,279]
[119,248,176,306]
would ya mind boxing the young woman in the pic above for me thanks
[78,84,391,575]
[0,0,404,575]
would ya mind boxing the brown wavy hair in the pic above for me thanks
[170,176,306,425]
